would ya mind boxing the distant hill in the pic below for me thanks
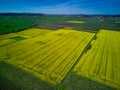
[0,13,120,17]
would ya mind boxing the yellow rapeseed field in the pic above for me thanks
[0,28,52,47]
[68,21,84,24]
[0,28,95,85]
[73,30,120,89]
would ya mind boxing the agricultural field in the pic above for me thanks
[0,16,33,34]
[0,14,120,90]
[0,14,120,34]
[74,30,120,89]
[0,28,95,85]
[0,28,52,47]
[67,21,85,24]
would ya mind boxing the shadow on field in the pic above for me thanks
[0,78,19,90]
[0,61,55,90]
[58,72,114,90]
[0,61,114,90]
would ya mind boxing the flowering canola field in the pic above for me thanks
[0,28,95,84]
[74,30,120,89]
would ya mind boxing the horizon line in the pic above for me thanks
[0,12,120,16]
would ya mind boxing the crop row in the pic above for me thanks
[74,30,120,89]
[0,28,95,84]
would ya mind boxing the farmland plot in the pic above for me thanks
[0,28,95,85]
[0,28,52,47]
[74,30,120,89]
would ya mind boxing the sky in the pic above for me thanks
[0,0,120,14]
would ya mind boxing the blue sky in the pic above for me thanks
[0,0,120,14]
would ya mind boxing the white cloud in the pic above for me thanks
[26,2,98,14]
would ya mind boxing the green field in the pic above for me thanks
[0,15,120,35]
[0,16,33,34]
